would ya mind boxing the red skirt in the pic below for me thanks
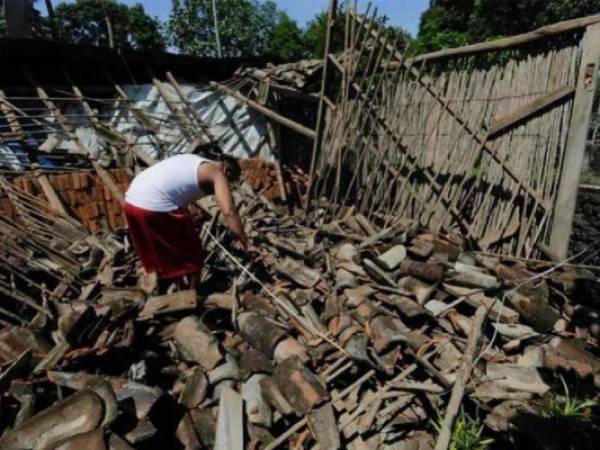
[124,202,203,279]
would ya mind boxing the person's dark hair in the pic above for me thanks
[220,155,241,183]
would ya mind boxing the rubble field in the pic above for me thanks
[0,172,600,450]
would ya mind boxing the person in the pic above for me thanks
[123,153,248,287]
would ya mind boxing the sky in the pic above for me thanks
[40,1,430,37]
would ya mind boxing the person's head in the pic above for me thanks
[219,155,242,184]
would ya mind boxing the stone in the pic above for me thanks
[493,323,539,340]
[241,374,272,427]
[173,316,222,371]
[335,243,359,262]
[344,285,375,308]
[214,386,244,450]
[276,257,321,288]
[0,390,105,450]
[208,353,240,385]
[237,311,288,359]
[307,402,340,450]
[273,337,309,363]
[47,429,106,450]
[424,300,448,316]
[407,240,434,259]
[138,289,197,320]
[180,367,208,409]
[273,357,329,416]
[486,363,549,394]
[399,260,444,283]
[336,268,358,289]
[517,346,545,368]
[376,245,407,270]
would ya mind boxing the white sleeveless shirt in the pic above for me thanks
[125,154,211,212]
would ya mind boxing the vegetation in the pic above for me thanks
[431,410,493,450]
[414,0,600,53]
[52,0,164,51]
[541,376,597,420]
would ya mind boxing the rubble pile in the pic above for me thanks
[0,183,599,450]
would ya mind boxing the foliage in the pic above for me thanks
[542,376,598,420]
[415,0,600,53]
[0,5,6,38]
[431,410,493,450]
[52,0,164,51]
[168,0,302,59]
[303,8,412,59]
[263,11,305,60]
[412,0,473,54]
[303,9,346,59]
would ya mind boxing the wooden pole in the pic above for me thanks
[399,15,600,65]
[209,81,316,139]
[549,23,600,259]
[305,0,338,213]
[433,306,487,450]
[212,0,223,58]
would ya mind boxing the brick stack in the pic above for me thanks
[4,170,131,233]
[239,158,308,201]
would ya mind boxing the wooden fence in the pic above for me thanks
[307,10,600,259]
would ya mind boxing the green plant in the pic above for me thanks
[431,410,493,450]
[543,376,598,420]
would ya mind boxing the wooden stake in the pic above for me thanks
[549,23,600,259]
[433,306,487,450]
[305,0,338,213]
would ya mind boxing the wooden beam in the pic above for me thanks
[150,74,195,136]
[165,71,218,144]
[92,123,157,167]
[404,15,600,65]
[488,85,576,137]
[305,0,338,213]
[549,23,600,259]
[0,89,23,139]
[92,161,124,205]
[36,174,68,216]
[209,81,316,139]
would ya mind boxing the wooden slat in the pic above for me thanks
[305,0,338,212]
[92,161,124,205]
[0,89,23,138]
[354,13,551,214]
[165,71,218,144]
[488,85,576,137]
[209,81,317,139]
[150,75,195,136]
[549,23,600,259]
[36,174,68,216]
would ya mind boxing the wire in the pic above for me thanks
[204,227,348,356]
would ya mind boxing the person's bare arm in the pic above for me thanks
[198,163,249,249]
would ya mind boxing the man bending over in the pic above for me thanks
[124,153,248,286]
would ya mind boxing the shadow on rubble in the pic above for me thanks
[508,411,600,450]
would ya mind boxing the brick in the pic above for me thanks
[89,203,99,218]
[80,173,89,189]
[78,206,88,220]
[67,191,78,206]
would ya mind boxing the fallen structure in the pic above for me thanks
[0,6,600,450]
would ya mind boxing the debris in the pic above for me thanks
[214,386,244,450]
[377,245,407,270]
[173,316,222,370]
[138,289,197,320]
[0,390,107,450]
